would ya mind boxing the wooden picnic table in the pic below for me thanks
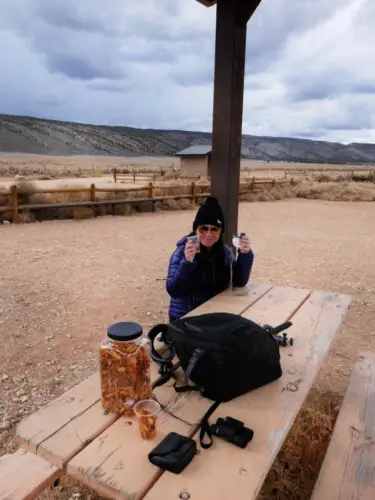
[15,282,351,500]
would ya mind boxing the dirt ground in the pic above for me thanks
[1,199,375,498]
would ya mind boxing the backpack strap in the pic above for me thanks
[199,401,221,449]
[148,323,176,366]
[149,324,176,391]
[184,348,205,383]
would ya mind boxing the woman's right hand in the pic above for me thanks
[184,240,199,263]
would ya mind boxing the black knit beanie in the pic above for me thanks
[193,196,225,233]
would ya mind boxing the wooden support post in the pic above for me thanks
[113,169,117,183]
[251,177,255,192]
[191,182,196,206]
[11,185,19,223]
[90,184,96,202]
[210,0,262,245]
[133,170,136,184]
[148,182,153,199]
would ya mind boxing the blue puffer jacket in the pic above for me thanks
[166,235,254,320]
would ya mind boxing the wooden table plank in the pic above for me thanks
[185,282,272,317]
[242,285,311,325]
[17,373,103,455]
[311,351,375,500]
[0,449,61,500]
[145,291,351,500]
[36,400,118,470]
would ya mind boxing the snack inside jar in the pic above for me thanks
[100,322,152,417]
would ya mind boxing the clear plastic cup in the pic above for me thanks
[232,235,241,249]
[233,233,246,249]
[134,399,161,440]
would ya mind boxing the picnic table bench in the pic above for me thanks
[9,282,352,500]
[311,351,375,500]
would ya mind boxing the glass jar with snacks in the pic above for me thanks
[100,322,152,417]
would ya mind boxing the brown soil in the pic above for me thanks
[1,199,374,499]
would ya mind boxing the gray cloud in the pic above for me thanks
[45,54,111,80]
[0,0,374,143]
[87,80,134,93]
[36,6,119,36]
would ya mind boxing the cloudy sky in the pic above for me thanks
[0,0,374,143]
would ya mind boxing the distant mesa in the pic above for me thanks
[0,114,374,164]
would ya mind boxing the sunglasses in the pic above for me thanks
[198,225,221,235]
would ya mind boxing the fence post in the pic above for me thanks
[114,168,117,183]
[251,177,255,191]
[90,183,96,202]
[11,185,19,223]
[191,182,196,205]
[148,182,154,199]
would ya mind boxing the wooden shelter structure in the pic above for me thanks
[196,0,262,244]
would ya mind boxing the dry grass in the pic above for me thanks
[293,181,375,201]
[239,180,375,203]
[0,157,176,180]
[13,179,37,204]
[258,389,342,500]
[1,178,375,223]
[313,171,375,183]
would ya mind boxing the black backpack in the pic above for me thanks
[149,312,291,448]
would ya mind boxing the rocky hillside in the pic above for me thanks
[1,114,374,164]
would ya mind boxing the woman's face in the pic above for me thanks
[197,225,221,248]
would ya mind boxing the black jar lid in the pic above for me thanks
[107,322,143,342]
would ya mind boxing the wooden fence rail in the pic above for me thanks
[112,169,207,183]
[112,168,297,184]
[0,178,295,223]
[283,168,375,181]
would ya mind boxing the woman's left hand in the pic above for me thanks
[239,235,251,254]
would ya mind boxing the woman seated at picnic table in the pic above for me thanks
[166,196,254,321]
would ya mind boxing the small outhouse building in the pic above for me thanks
[175,145,212,178]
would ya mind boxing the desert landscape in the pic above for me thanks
[1,152,375,498]
[1,115,375,500]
